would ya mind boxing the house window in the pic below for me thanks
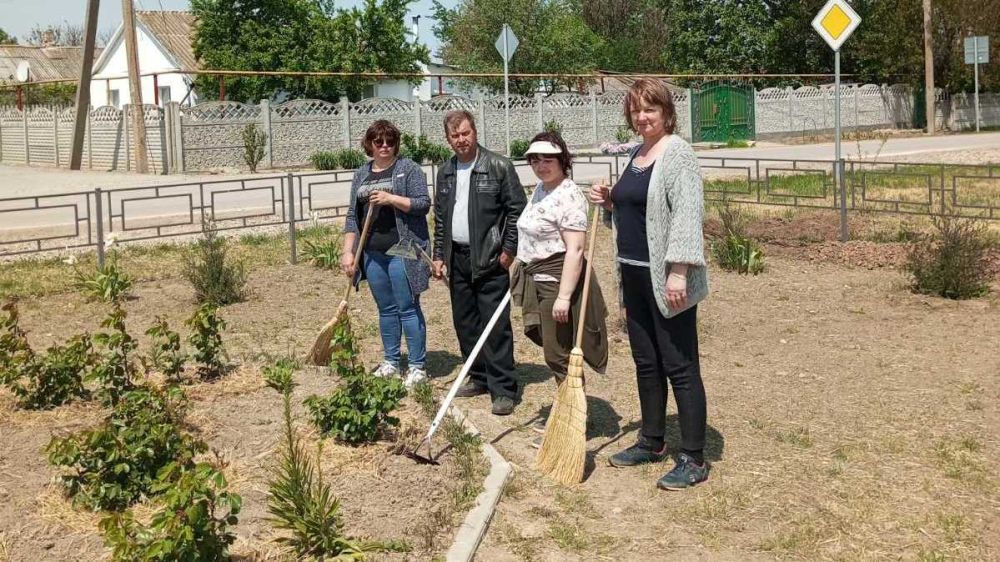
[158,86,171,105]
[110,89,120,107]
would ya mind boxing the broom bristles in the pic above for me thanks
[536,348,587,485]
[306,300,350,366]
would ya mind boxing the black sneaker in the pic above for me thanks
[656,453,709,490]
[491,396,515,416]
[608,440,668,468]
[455,380,488,398]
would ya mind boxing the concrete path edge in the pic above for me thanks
[445,405,512,562]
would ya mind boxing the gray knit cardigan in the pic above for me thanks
[613,134,708,318]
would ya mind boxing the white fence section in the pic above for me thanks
[2,84,998,173]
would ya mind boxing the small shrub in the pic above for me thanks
[543,119,563,136]
[905,214,992,299]
[183,221,248,306]
[509,139,530,160]
[300,236,342,270]
[101,462,241,561]
[410,380,436,418]
[75,252,133,303]
[242,123,267,172]
[400,133,451,165]
[309,150,340,171]
[142,317,186,382]
[615,125,633,144]
[305,323,406,444]
[90,305,139,406]
[47,386,206,511]
[712,205,765,275]
[725,137,750,148]
[1,302,92,408]
[337,148,368,169]
[266,360,403,559]
[186,303,228,380]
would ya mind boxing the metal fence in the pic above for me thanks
[2,156,998,264]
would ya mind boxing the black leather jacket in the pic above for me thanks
[433,145,527,280]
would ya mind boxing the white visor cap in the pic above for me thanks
[524,141,562,156]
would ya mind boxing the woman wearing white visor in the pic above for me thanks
[511,132,608,447]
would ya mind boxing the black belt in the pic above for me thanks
[452,242,471,254]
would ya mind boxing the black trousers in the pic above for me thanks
[620,263,706,456]
[449,245,518,399]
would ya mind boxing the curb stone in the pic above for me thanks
[445,405,512,562]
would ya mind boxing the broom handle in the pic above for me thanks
[341,204,378,303]
[573,203,602,348]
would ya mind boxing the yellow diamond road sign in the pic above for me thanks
[812,0,861,51]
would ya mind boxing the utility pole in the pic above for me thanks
[922,0,935,134]
[70,0,100,170]
[122,0,149,172]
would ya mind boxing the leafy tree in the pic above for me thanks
[432,0,605,94]
[191,0,429,103]
[0,28,16,44]
[25,22,85,46]
[660,0,772,76]
[580,0,668,72]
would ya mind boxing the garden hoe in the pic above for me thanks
[406,288,513,465]
[306,205,376,366]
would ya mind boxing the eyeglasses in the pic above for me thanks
[372,138,396,147]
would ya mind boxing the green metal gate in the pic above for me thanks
[692,81,756,143]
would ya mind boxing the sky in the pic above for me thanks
[0,0,453,61]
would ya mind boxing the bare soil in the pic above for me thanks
[2,210,999,561]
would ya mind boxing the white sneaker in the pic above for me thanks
[372,361,399,378]
[403,367,428,389]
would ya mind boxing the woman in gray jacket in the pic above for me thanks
[341,120,432,389]
[589,79,709,490]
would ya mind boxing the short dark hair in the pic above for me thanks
[527,131,572,176]
[443,110,477,135]
[623,78,677,135]
[362,119,401,157]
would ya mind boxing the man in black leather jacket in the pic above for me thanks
[432,110,526,416]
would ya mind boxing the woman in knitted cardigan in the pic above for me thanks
[589,78,710,490]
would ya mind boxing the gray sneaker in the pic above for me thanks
[608,440,668,468]
[403,367,427,389]
[371,361,399,378]
[656,453,709,490]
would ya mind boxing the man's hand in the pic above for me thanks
[340,252,356,278]
[552,296,571,323]
[499,250,514,270]
[432,259,447,280]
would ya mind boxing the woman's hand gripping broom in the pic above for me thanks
[535,202,602,485]
[306,205,377,366]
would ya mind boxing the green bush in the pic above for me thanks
[905,214,992,299]
[711,205,765,275]
[615,125,633,144]
[75,252,133,304]
[300,237,342,270]
[101,462,241,561]
[400,133,452,165]
[543,119,563,136]
[242,123,268,173]
[309,151,340,171]
[183,221,248,306]
[509,139,530,160]
[142,317,186,382]
[337,148,368,169]
[186,304,228,380]
[90,305,139,406]
[47,386,206,511]
[304,323,406,444]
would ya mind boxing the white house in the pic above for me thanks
[91,11,197,108]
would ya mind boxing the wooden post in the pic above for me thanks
[121,0,149,172]
[153,73,159,105]
[219,76,226,101]
[922,0,936,134]
[70,0,100,170]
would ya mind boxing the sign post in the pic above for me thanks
[495,24,519,156]
[964,36,990,132]
[812,0,861,242]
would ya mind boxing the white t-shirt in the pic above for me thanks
[516,179,589,281]
[451,155,476,245]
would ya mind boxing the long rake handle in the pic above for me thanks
[341,204,378,303]
[573,204,602,348]
[423,289,513,442]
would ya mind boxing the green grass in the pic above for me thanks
[0,226,338,300]
[776,427,814,448]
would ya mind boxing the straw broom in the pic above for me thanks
[306,205,376,366]
[535,203,602,485]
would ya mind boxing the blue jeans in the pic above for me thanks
[363,251,426,369]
